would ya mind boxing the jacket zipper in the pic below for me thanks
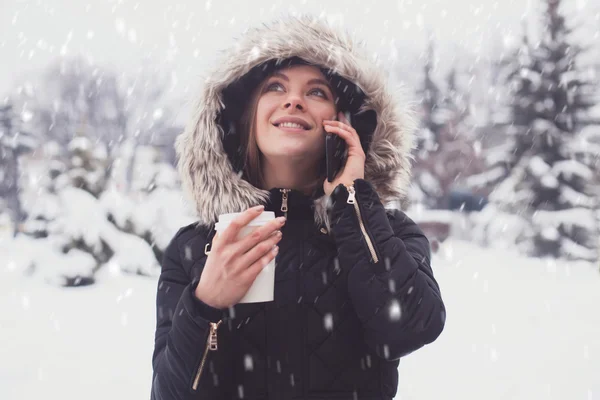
[345,184,380,264]
[191,320,222,391]
[280,189,290,219]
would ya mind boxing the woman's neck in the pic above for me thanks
[261,158,320,195]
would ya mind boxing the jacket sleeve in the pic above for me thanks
[151,225,224,400]
[328,179,446,361]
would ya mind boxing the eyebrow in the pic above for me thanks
[270,72,333,93]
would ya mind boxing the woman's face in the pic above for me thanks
[254,65,337,165]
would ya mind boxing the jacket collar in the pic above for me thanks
[264,187,316,221]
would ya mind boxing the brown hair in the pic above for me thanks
[240,80,267,189]
[239,73,332,197]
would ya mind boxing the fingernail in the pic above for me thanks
[276,216,286,224]
[254,205,265,211]
[272,246,279,254]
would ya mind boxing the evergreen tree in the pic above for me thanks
[0,102,37,236]
[412,37,484,209]
[486,0,600,261]
[60,118,109,197]
[411,38,446,208]
[11,58,188,286]
[470,22,538,193]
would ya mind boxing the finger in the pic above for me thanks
[235,216,285,255]
[324,123,349,135]
[234,230,282,273]
[324,124,358,145]
[323,120,351,131]
[324,121,357,139]
[217,205,266,245]
[324,125,366,161]
[240,245,278,282]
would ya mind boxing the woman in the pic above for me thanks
[151,14,445,400]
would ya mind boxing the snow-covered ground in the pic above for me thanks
[397,241,600,400]
[1,238,599,400]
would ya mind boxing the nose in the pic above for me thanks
[283,93,304,111]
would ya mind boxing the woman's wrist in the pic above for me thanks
[194,280,221,309]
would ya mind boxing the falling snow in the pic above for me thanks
[323,313,334,332]
[388,299,402,322]
[1,1,599,399]
[244,354,254,371]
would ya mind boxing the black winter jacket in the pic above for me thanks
[151,179,445,400]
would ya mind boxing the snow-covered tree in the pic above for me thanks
[469,22,539,194]
[19,141,66,239]
[411,38,446,208]
[119,65,183,191]
[103,145,195,262]
[411,38,485,209]
[16,131,159,285]
[14,57,183,190]
[16,57,127,182]
[479,0,600,261]
[9,57,189,286]
[0,101,37,236]
[61,121,109,197]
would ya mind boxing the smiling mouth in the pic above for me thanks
[273,122,311,131]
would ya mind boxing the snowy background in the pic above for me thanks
[1,0,600,399]
[2,239,599,400]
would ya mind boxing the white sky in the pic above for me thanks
[1,0,599,110]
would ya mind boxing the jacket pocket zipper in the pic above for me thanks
[345,184,380,264]
[191,320,222,391]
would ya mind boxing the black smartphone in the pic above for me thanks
[325,112,350,183]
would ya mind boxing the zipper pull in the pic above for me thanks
[192,320,222,390]
[280,189,290,213]
[208,322,220,351]
[346,184,356,204]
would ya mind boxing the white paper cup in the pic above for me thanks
[214,211,276,303]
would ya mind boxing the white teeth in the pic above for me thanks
[278,122,306,129]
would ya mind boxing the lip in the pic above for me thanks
[272,116,312,130]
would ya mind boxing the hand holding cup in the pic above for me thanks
[195,206,285,309]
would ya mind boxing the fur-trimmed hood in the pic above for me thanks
[176,14,416,227]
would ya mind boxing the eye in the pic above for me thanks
[265,82,284,92]
[309,88,328,98]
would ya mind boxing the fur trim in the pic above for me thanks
[176,14,416,227]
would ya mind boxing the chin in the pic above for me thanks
[264,144,321,162]
[262,141,315,157]
[259,130,323,159]
[266,148,312,160]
